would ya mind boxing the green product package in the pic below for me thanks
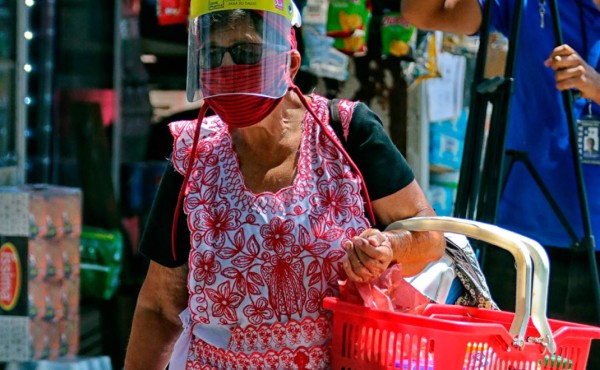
[326,0,371,56]
[381,13,415,58]
[331,25,370,56]
[326,0,369,38]
[80,227,123,300]
[327,0,371,55]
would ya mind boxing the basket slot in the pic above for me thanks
[385,330,399,367]
[463,341,494,369]
[361,327,371,363]
[540,346,577,369]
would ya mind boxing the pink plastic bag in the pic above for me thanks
[339,264,431,314]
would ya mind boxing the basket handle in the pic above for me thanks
[385,216,556,353]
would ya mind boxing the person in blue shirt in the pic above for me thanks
[400,5,600,359]
[401,0,600,250]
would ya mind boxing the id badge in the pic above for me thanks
[577,115,600,165]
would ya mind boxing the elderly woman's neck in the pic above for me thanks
[230,93,307,149]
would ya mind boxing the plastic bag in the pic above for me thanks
[339,264,431,314]
[402,32,442,87]
[301,22,350,80]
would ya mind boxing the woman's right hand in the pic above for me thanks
[342,229,394,282]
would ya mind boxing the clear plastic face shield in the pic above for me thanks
[186,0,302,102]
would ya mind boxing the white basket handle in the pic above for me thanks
[385,216,556,353]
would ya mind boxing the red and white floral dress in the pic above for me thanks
[168,95,370,370]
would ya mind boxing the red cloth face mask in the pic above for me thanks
[201,53,291,127]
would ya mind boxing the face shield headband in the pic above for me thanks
[186,3,300,103]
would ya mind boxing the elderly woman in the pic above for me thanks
[124,1,445,369]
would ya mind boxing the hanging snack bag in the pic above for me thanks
[326,0,369,38]
[332,27,370,56]
[327,0,371,55]
[381,13,415,58]
[402,32,442,87]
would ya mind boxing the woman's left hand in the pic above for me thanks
[544,44,600,104]
[342,229,394,283]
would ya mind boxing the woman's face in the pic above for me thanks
[200,14,265,69]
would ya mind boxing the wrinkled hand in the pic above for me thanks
[342,229,394,283]
[545,44,600,103]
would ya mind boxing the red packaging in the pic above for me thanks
[157,0,189,25]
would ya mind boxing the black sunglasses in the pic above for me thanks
[199,42,264,69]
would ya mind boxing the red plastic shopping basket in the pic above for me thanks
[323,298,600,369]
[324,217,600,370]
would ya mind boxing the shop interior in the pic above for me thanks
[1,0,599,369]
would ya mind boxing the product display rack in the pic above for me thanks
[0,0,27,185]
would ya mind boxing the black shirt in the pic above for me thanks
[138,102,415,267]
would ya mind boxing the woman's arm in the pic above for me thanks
[125,261,189,370]
[401,0,482,35]
[342,180,446,281]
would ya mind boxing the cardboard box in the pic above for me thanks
[428,184,457,217]
[428,170,460,217]
[429,109,468,171]
[0,185,81,362]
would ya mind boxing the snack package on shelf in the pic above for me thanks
[402,32,441,87]
[0,185,81,362]
[381,13,415,59]
[326,0,371,56]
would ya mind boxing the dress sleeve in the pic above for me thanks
[345,102,415,201]
[137,161,191,267]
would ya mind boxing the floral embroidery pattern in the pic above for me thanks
[242,298,274,325]
[195,201,241,247]
[260,217,295,253]
[205,281,244,323]
[170,96,368,368]
[192,251,221,285]
[310,179,361,223]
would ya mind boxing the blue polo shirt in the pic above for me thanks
[478,0,600,248]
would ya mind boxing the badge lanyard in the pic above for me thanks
[574,0,600,163]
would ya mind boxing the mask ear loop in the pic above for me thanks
[291,85,377,226]
[171,104,209,261]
